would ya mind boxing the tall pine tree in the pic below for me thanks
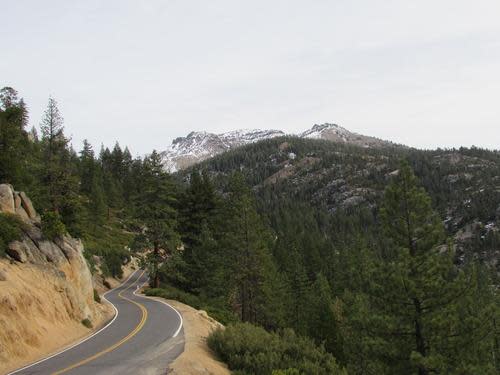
[345,161,499,374]
[134,150,178,288]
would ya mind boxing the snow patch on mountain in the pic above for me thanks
[161,129,285,172]
[161,123,395,172]
[301,123,348,140]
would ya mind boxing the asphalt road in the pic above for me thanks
[9,269,184,375]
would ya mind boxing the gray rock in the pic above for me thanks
[7,241,28,262]
[14,192,22,209]
[6,237,46,264]
[0,184,15,214]
[23,225,43,247]
[32,214,42,226]
[39,240,67,264]
[55,236,79,260]
[19,191,37,219]
[23,236,48,264]
[15,205,30,222]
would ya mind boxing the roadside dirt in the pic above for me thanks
[159,300,230,375]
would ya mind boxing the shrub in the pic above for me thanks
[81,318,93,328]
[272,370,300,375]
[145,286,238,325]
[93,289,101,303]
[41,211,66,240]
[0,213,24,257]
[146,287,202,308]
[207,323,346,375]
[102,249,127,279]
[83,250,97,274]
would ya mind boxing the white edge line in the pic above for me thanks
[132,282,184,338]
[7,269,141,375]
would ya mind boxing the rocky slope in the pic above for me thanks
[300,123,395,148]
[161,129,285,172]
[160,124,396,172]
[0,184,111,373]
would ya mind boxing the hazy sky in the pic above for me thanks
[2,0,499,154]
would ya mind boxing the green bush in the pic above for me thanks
[272,370,300,375]
[82,217,134,278]
[41,211,66,240]
[81,318,93,328]
[102,250,127,279]
[0,213,24,257]
[145,286,238,325]
[146,286,202,308]
[93,289,101,303]
[207,323,346,375]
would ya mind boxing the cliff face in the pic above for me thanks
[0,184,110,373]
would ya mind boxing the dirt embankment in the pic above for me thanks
[0,184,114,374]
[0,261,113,374]
[156,299,230,375]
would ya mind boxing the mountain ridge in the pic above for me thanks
[160,123,397,172]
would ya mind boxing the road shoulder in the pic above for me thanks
[150,298,230,375]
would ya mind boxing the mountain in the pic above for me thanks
[160,124,396,172]
[300,123,395,148]
[188,137,500,277]
[160,129,285,172]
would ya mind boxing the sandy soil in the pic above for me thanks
[0,260,114,375]
[158,300,230,375]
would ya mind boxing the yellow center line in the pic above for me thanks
[52,270,148,375]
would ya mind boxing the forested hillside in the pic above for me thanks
[1,87,499,374]
[193,136,500,278]
[0,87,146,277]
[171,138,500,374]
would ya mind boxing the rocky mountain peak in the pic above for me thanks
[161,123,396,172]
[300,123,347,139]
[160,129,285,172]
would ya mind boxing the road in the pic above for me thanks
[8,269,184,375]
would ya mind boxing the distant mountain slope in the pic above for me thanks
[300,123,395,148]
[160,129,285,172]
[189,137,500,277]
[160,124,397,172]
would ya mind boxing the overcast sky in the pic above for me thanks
[2,0,499,154]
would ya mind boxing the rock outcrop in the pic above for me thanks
[0,184,110,373]
[0,183,41,224]
[0,184,15,214]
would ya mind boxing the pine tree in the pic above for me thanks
[40,97,70,213]
[0,87,19,109]
[221,173,283,326]
[0,88,30,186]
[281,243,311,335]
[308,273,344,358]
[79,139,96,195]
[134,150,178,288]
[176,169,220,292]
[350,161,499,374]
[78,141,106,227]
[178,169,217,248]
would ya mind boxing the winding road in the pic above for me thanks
[8,269,184,375]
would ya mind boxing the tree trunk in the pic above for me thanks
[413,297,428,375]
[153,242,160,288]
